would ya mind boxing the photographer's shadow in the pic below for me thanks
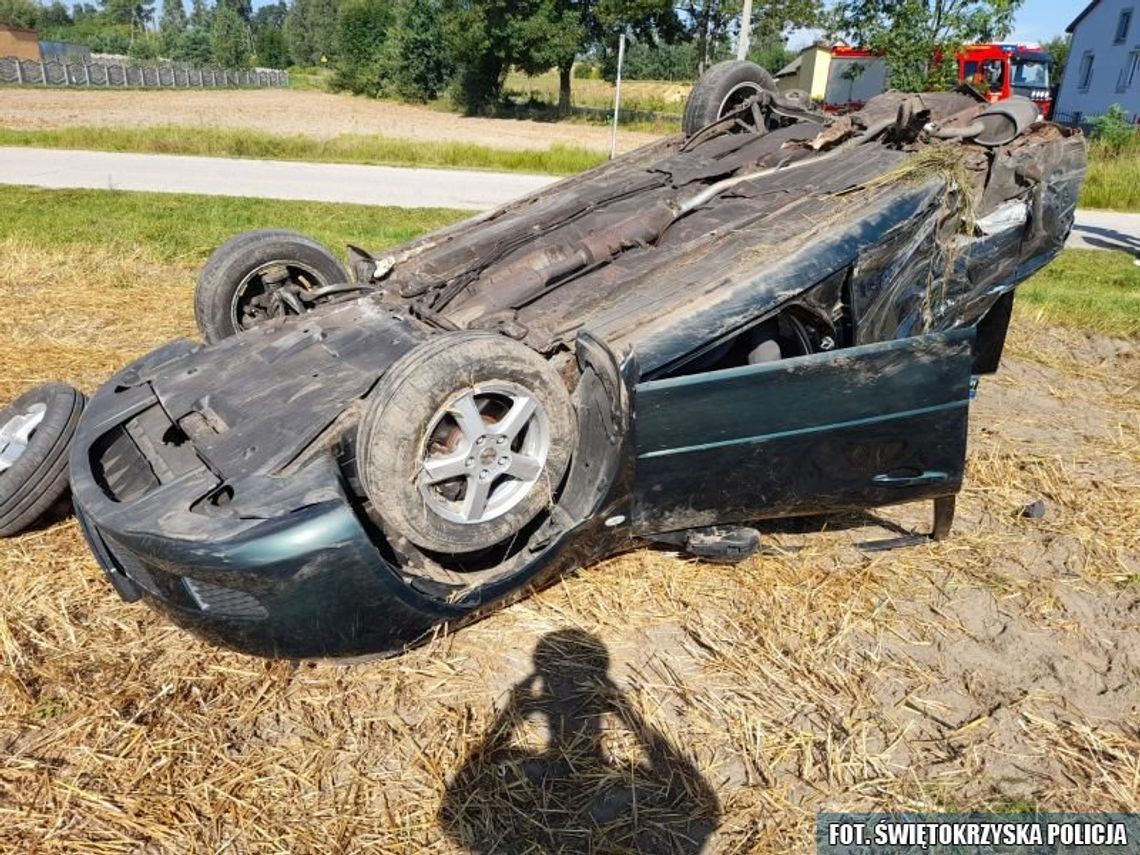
[440,629,721,853]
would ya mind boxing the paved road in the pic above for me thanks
[1,147,1138,256]
[0,146,556,211]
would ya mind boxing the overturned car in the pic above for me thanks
[52,65,1084,658]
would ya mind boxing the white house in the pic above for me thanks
[1054,0,1140,123]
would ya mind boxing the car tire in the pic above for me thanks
[357,331,577,555]
[682,60,777,136]
[194,229,350,343]
[0,383,86,537]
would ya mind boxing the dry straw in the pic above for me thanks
[1,240,1137,852]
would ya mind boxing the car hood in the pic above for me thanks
[71,300,426,538]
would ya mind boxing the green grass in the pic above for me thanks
[0,186,1132,338]
[1079,138,1140,212]
[1019,249,1140,337]
[0,185,465,263]
[0,126,607,177]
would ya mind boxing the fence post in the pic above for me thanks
[84,63,90,85]
[15,60,23,84]
[40,61,47,85]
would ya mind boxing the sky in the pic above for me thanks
[784,0,1081,51]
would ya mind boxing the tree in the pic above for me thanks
[826,0,1023,91]
[172,25,213,64]
[253,0,287,29]
[101,0,155,27]
[679,0,818,74]
[1042,33,1069,86]
[747,35,796,75]
[439,0,515,111]
[252,0,290,67]
[441,0,680,114]
[379,0,453,101]
[189,0,210,28]
[331,0,392,94]
[285,0,339,65]
[38,2,73,27]
[0,0,41,27]
[160,0,188,49]
[210,3,251,68]
[255,25,290,67]
[216,0,251,23]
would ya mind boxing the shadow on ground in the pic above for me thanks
[440,629,721,853]
[1071,223,1140,259]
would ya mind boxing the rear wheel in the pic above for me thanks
[0,383,85,537]
[194,229,350,343]
[682,60,777,136]
[357,332,577,555]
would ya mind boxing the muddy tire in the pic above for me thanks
[682,60,777,136]
[0,383,86,537]
[195,229,349,343]
[358,332,577,554]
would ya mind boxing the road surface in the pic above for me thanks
[1,147,1137,255]
[0,146,555,211]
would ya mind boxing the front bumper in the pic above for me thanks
[73,492,454,659]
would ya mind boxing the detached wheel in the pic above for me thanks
[358,332,577,554]
[195,229,350,343]
[0,383,85,537]
[682,59,777,136]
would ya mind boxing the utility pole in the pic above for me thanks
[610,32,626,160]
[736,0,753,60]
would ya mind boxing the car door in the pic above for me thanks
[631,328,974,534]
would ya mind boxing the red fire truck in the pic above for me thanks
[958,44,1054,116]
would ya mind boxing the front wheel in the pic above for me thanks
[194,229,351,343]
[357,332,577,555]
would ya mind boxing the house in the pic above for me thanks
[1053,0,1140,124]
[0,23,42,62]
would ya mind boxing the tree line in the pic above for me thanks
[0,0,1040,109]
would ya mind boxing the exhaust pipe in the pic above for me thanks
[973,97,1041,147]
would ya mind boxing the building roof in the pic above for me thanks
[775,55,802,77]
[1066,0,1101,34]
[0,23,40,35]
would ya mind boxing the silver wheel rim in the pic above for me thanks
[230,260,325,330]
[0,403,47,474]
[417,382,550,525]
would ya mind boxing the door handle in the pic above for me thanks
[872,470,948,488]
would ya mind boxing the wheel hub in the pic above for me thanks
[418,383,550,526]
[0,403,47,474]
[231,261,324,330]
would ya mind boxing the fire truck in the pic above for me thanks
[816,43,1054,116]
[958,44,1054,116]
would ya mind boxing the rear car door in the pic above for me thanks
[631,328,974,533]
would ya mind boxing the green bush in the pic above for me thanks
[330,0,391,95]
[573,61,601,80]
[1090,104,1137,155]
[377,0,452,102]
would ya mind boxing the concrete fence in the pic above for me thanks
[0,57,288,88]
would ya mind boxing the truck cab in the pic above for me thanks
[959,43,1053,116]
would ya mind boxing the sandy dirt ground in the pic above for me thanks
[0,88,663,152]
[0,240,1137,851]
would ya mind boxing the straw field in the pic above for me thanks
[1,188,1138,852]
